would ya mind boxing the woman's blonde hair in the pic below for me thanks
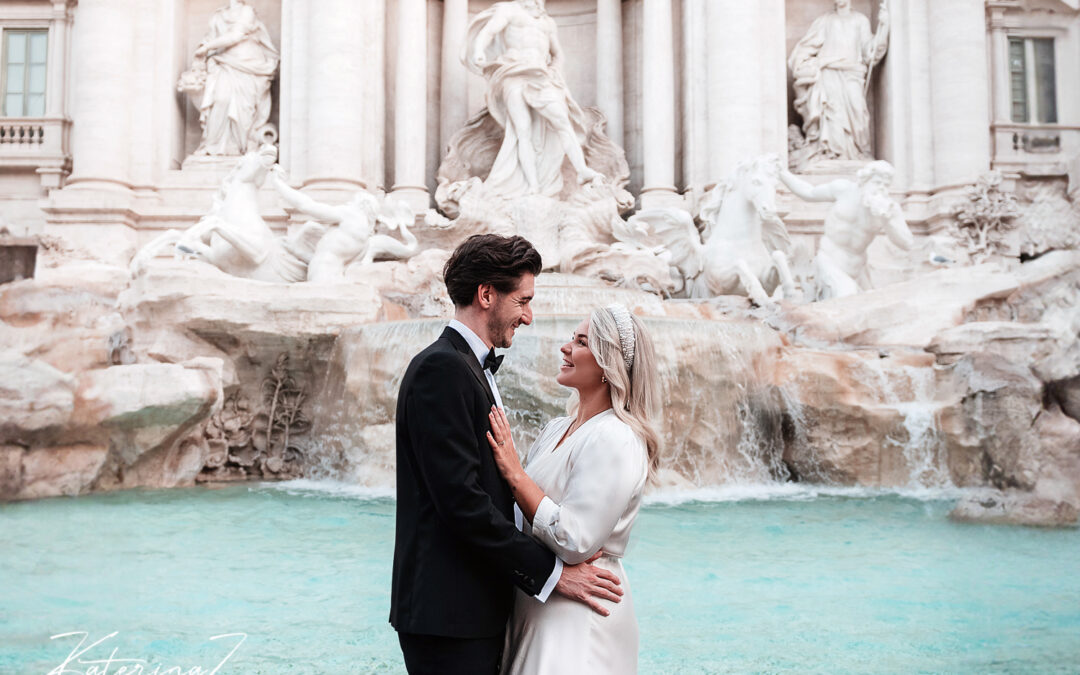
[568,305,661,480]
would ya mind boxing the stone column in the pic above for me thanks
[440,0,470,155]
[303,0,373,191]
[879,0,934,197]
[986,7,1011,124]
[681,0,709,196]
[705,0,785,181]
[596,0,624,149]
[65,0,134,191]
[640,0,679,208]
[392,0,429,213]
[927,0,990,188]
[45,1,70,118]
[38,1,72,190]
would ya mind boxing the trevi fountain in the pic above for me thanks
[1,0,1078,672]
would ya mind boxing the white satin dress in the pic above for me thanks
[502,410,649,675]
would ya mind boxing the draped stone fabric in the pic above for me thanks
[463,2,592,199]
[196,2,279,156]
[789,9,888,164]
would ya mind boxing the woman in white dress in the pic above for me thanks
[486,304,661,674]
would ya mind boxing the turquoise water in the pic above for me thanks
[2,482,1078,674]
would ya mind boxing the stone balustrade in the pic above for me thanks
[992,122,1080,176]
[0,116,71,189]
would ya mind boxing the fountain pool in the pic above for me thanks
[2,482,1078,674]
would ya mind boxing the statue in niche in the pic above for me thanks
[269,169,419,283]
[178,0,279,156]
[464,0,603,198]
[778,160,914,300]
[130,146,418,283]
[434,0,662,290]
[620,155,799,306]
[788,0,889,169]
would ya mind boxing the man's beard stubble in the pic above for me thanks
[488,311,516,349]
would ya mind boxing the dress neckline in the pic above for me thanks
[551,408,613,453]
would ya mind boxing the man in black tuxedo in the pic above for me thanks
[391,234,623,674]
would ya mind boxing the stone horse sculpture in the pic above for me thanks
[131,145,322,282]
[626,155,798,305]
[131,145,418,283]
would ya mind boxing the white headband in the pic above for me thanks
[606,304,636,372]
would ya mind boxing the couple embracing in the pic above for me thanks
[390,234,661,674]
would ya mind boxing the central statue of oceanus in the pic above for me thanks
[433,0,671,292]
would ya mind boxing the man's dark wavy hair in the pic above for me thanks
[443,234,543,308]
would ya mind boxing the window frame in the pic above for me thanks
[1004,27,1066,126]
[0,27,49,118]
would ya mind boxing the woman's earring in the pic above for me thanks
[601,376,608,383]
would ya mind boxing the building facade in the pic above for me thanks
[0,0,1077,264]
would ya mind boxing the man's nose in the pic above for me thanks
[521,305,533,325]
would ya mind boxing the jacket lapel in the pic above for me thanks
[441,327,496,407]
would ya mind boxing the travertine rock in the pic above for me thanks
[937,353,1043,490]
[776,348,948,487]
[356,249,453,319]
[0,445,23,496]
[121,260,382,348]
[16,444,109,500]
[949,492,1078,528]
[0,263,131,372]
[0,351,76,443]
[77,362,222,491]
[777,263,1018,348]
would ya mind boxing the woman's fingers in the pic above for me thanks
[487,411,503,441]
[485,430,500,451]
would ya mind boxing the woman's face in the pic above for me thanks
[556,317,605,391]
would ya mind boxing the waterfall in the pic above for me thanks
[304,314,792,490]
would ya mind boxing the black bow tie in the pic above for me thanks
[484,348,504,374]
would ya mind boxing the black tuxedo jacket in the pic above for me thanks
[390,327,557,638]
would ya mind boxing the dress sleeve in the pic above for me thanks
[529,420,647,565]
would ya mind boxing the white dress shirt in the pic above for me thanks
[447,320,562,602]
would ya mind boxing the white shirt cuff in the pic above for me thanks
[535,556,562,603]
[513,503,523,531]
[533,495,559,533]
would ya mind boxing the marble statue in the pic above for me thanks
[788,0,889,169]
[624,155,797,305]
[132,145,323,282]
[433,0,656,290]
[779,160,914,300]
[131,146,419,284]
[464,0,602,198]
[178,0,279,156]
[269,170,418,283]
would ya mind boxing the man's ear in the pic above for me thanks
[476,283,495,310]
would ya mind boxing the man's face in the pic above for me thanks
[861,171,891,192]
[486,273,535,349]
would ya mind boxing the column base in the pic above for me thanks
[639,187,684,211]
[390,186,431,215]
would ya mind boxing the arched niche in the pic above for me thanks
[178,0,282,161]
